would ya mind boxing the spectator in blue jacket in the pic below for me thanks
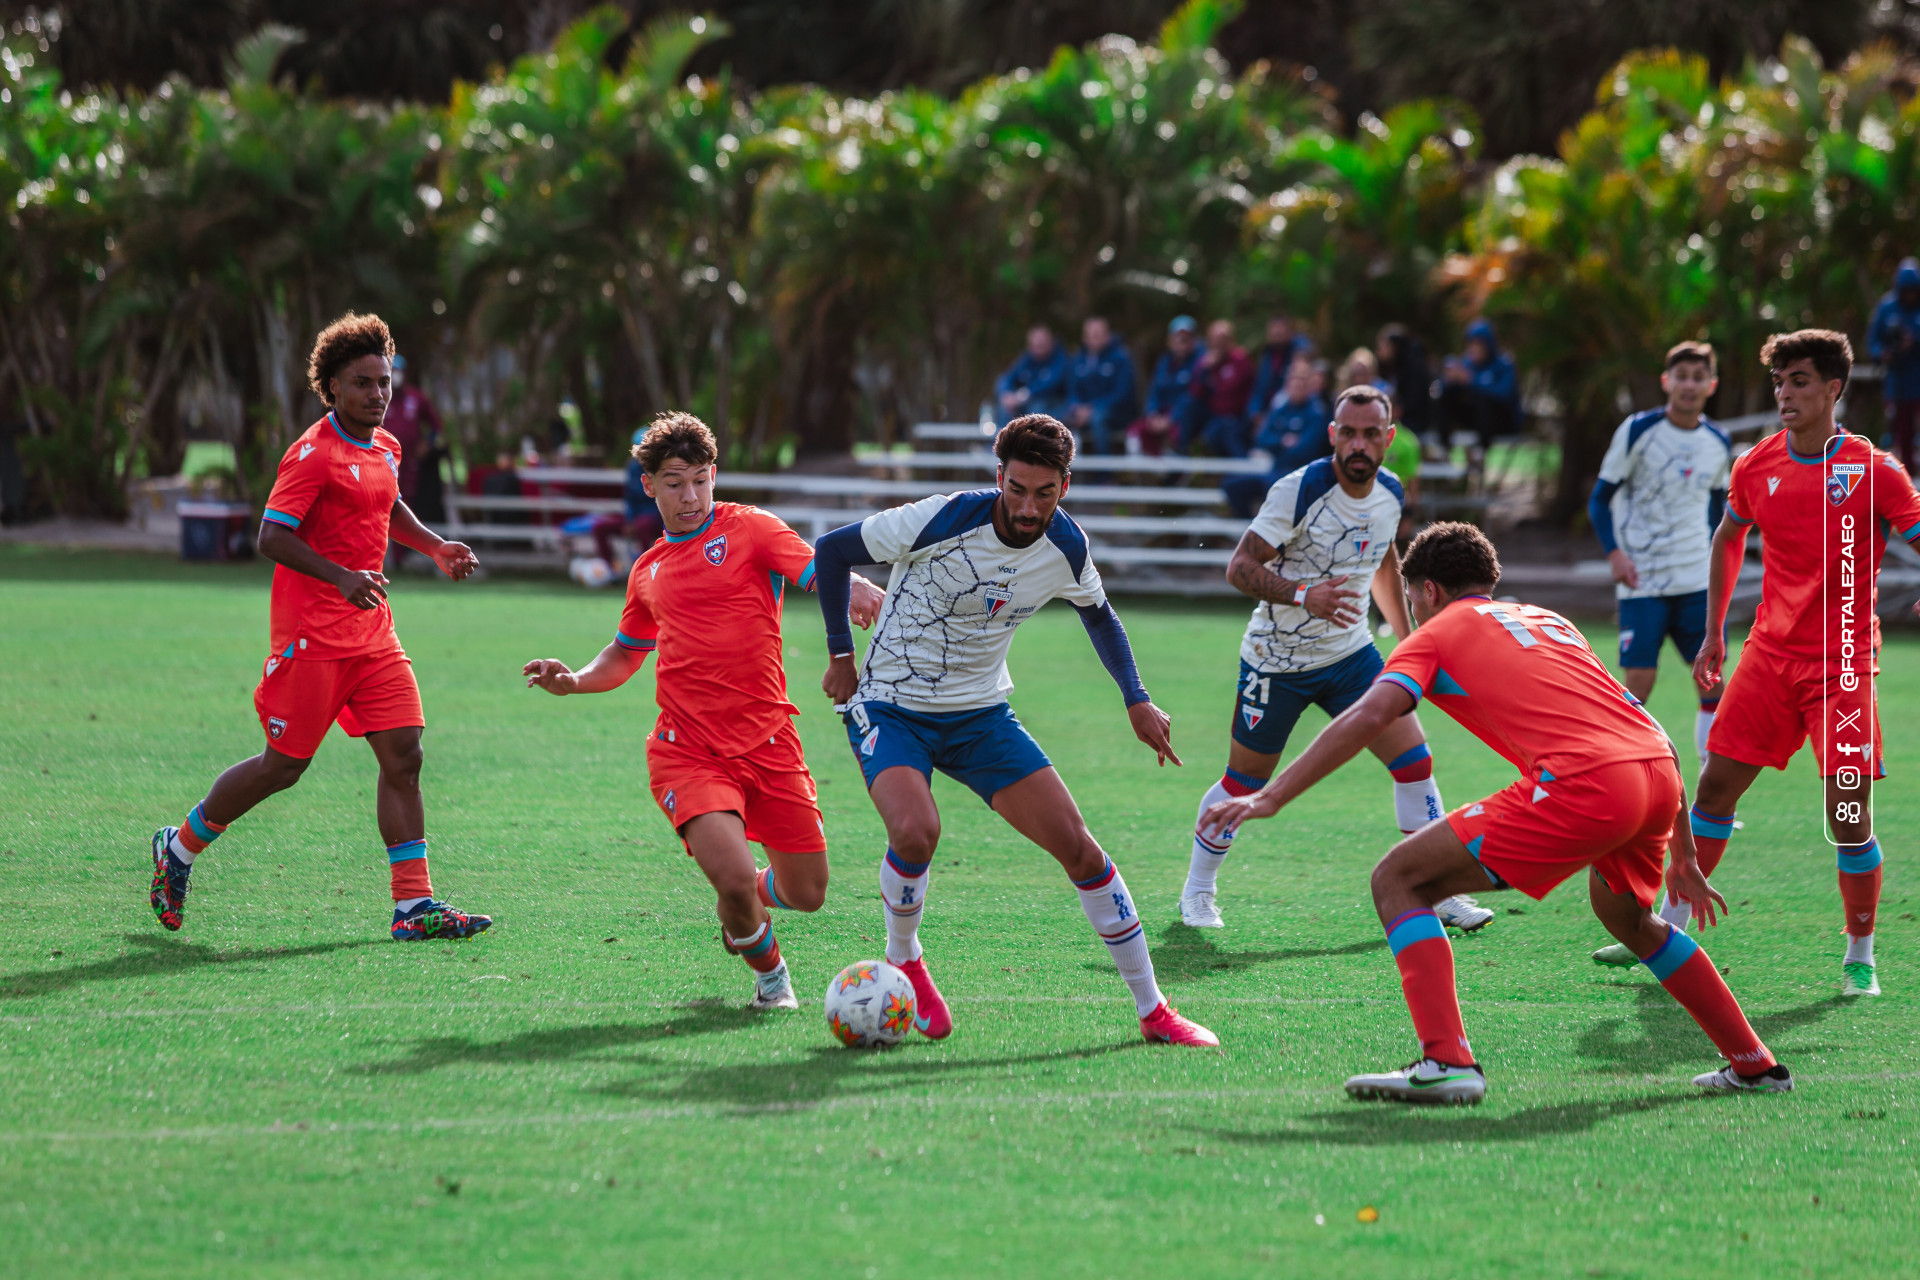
[1064,316,1138,455]
[1868,258,1920,472]
[1127,315,1202,456]
[994,325,1070,426]
[1438,317,1520,454]
[1223,358,1331,518]
[1246,314,1306,425]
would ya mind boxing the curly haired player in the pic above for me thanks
[149,312,492,941]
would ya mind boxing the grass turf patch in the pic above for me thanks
[2,550,1916,1279]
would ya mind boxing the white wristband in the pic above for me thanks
[1292,583,1309,607]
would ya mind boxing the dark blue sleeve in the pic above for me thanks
[1073,601,1149,706]
[1708,487,1726,532]
[815,521,874,657]
[1588,478,1621,553]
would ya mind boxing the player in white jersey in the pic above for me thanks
[814,415,1218,1047]
[1587,342,1734,967]
[1178,386,1491,932]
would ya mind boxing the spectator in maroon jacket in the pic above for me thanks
[1186,319,1257,456]
[382,355,446,510]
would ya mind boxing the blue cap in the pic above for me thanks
[1465,318,1496,343]
[391,354,408,371]
[1897,258,1920,290]
[1168,315,1198,335]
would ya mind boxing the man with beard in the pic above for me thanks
[1177,386,1491,934]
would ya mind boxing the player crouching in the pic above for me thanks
[523,414,884,1010]
[1203,523,1790,1103]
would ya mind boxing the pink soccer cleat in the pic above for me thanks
[1141,1002,1219,1047]
[897,957,952,1039]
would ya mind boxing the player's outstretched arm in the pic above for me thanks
[389,497,478,580]
[1072,601,1181,766]
[523,641,647,696]
[1200,680,1412,837]
[258,520,388,610]
[1692,516,1749,690]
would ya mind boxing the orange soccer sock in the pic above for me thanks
[387,839,433,902]
[172,803,229,861]
[1687,803,1734,878]
[1837,839,1883,937]
[1385,909,1474,1067]
[1641,926,1775,1074]
[726,920,783,975]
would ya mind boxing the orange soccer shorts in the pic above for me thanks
[1708,642,1884,778]
[1445,756,1683,908]
[645,719,828,854]
[253,649,424,760]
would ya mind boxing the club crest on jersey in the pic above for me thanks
[1828,463,1865,506]
[663,789,676,815]
[267,716,287,740]
[1241,704,1265,731]
[1352,534,1371,557]
[384,450,399,477]
[703,534,728,566]
[984,585,1013,618]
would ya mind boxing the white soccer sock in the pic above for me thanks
[1393,776,1445,834]
[395,896,429,914]
[1657,892,1693,930]
[1076,857,1163,1016]
[166,831,198,864]
[1694,710,1715,764]
[1184,780,1236,897]
[878,849,928,965]
[1846,932,1875,966]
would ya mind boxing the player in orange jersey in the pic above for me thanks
[523,413,884,1010]
[1202,523,1790,1103]
[1688,330,1920,998]
[148,313,492,941]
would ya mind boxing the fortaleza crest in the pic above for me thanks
[1828,462,1866,507]
[1352,533,1371,557]
[703,534,728,566]
[984,585,1013,618]
[1241,704,1265,731]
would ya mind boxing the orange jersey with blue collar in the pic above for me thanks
[617,503,818,757]
[1378,596,1671,780]
[1724,430,1920,661]
[260,413,405,660]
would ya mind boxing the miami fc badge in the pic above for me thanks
[267,717,287,740]
[1828,462,1865,507]
[703,534,728,566]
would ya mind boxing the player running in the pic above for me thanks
[1179,385,1490,933]
[1686,331,1920,998]
[1586,341,1734,967]
[148,313,491,941]
[523,414,883,1010]
[814,414,1218,1047]
[1202,522,1790,1103]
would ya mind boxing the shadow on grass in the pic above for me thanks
[1577,985,1846,1074]
[1203,1090,1704,1148]
[0,932,382,1000]
[355,1001,763,1075]
[597,1038,1147,1110]
[1086,922,1386,983]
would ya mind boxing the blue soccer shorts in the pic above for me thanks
[1231,643,1384,756]
[1617,590,1708,670]
[843,699,1052,805]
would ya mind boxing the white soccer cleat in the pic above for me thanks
[1345,1058,1486,1106]
[1692,1063,1793,1093]
[1179,890,1224,928]
[1436,895,1495,932]
[1840,961,1881,997]
[749,965,799,1011]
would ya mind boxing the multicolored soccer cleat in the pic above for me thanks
[149,827,192,931]
[1436,895,1495,932]
[1141,1001,1218,1047]
[897,957,952,1039]
[1840,961,1880,997]
[1345,1058,1486,1106]
[390,898,492,940]
[1692,1062,1794,1093]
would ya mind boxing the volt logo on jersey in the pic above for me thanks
[1828,463,1866,506]
[1241,704,1265,731]
[703,534,728,566]
[1767,476,1782,495]
[984,586,1013,618]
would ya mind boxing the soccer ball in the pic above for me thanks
[568,556,614,588]
[824,959,916,1048]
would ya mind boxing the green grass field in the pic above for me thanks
[2,547,1916,1280]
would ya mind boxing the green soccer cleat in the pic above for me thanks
[390,898,492,940]
[1345,1058,1486,1106]
[1840,961,1881,997]
[1592,942,1639,968]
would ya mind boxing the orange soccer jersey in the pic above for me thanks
[1724,430,1920,662]
[1378,596,1673,781]
[616,502,819,757]
[260,412,406,660]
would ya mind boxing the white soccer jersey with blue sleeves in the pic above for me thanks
[1596,410,1732,599]
[1240,458,1405,674]
[852,489,1106,712]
